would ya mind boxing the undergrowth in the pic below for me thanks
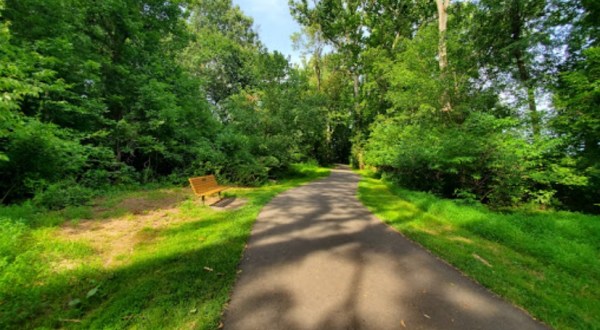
[0,163,329,329]
[358,173,600,330]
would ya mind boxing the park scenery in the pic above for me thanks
[0,0,598,329]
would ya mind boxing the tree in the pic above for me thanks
[290,0,364,117]
[184,0,261,106]
[552,47,600,212]
[0,0,224,201]
[292,25,326,92]
[436,0,452,112]
[436,0,450,72]
[0,0,87,202]
[473,0,548,138]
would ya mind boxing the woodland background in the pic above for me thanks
[1,0,598,213]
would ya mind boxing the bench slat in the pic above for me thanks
[188,175,228,199]
[198,187,227,196]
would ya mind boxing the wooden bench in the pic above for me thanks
[188,175,228,203]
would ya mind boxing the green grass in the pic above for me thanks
[357,173,600,330]
[0,163,330,329]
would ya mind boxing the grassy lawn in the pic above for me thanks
[358,174,600,330]
[0,164,329,329]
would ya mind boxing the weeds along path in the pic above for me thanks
[223,166,548,330]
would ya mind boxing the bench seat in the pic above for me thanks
[188,175,228,202]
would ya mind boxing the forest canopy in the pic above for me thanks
[0,0,598,213]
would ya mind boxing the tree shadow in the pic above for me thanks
[222,168,548,330]
[2,196,255,329]
[3,168,550,329]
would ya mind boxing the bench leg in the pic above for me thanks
[201,195,205,205]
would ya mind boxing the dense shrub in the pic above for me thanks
[0,1,326,208]
[32,181,95,210]
[366,113,586,207]
[0,120,87,202]
[0,219,27,267]
[360,19,591,210]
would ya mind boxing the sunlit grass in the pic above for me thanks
[357,173,600,330]
[0,163,329,329]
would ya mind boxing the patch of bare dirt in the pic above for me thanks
[56,187,241,270]
[116,195,184,215]
[92,188,190,216]
[59,207,189,268]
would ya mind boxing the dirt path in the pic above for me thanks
[223,167,547,330]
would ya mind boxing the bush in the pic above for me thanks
[365,113,586,208]
[189,129,270,186]
[0,120,87,202]
[32,181,95,210]
[0,219,28,267]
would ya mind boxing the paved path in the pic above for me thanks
[223,167,547,330]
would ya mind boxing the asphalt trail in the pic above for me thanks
[223,167,548,330]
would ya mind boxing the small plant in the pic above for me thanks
[0,218,28,264]
[33,181,95,210]
[454,188,479,205]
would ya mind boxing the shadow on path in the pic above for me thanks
[223,167,548,330]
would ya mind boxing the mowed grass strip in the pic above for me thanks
[0,164,329,329]
[358,174,600,330]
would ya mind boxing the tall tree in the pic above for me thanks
[435,0,450,72]
[436,0,452,112]
[362,0,420,52]
[184,0,261,106]
[473,0,548,138]
[292,25,326,92]
[290,0,364,116]
[290,0,367,165]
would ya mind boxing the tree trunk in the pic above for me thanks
[436,0,449,72]
[353,72,360,103]
[1,182,18,204]
[352,70,360,128]
[351,70,365,169]
[510,3,540,139]
[314,49,322,92]
[392,31,401,51]
[436,0,452,112]
[116,141,122,162]
[516,54,540,138]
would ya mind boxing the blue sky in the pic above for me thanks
[231,0,302,64]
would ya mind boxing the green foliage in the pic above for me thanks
[285,0,600,211]
[354,10,592,210]
[32,181,95,210]
[367,103,587,208]
[0,164,329,329]
[358,174,600,329]
[1,0,597,214]
[0,0,327,206]
[213,128,268,185]
[552,46,600,212]
[0,120,88,202]
[0,218,28,266]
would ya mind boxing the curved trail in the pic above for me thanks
[223,167,547,330]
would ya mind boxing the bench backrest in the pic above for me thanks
[189,175,220,196]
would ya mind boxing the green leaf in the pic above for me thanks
[68,298,82,307]
[86,286,99,299]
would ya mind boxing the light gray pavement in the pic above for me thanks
[222,166,548,330]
